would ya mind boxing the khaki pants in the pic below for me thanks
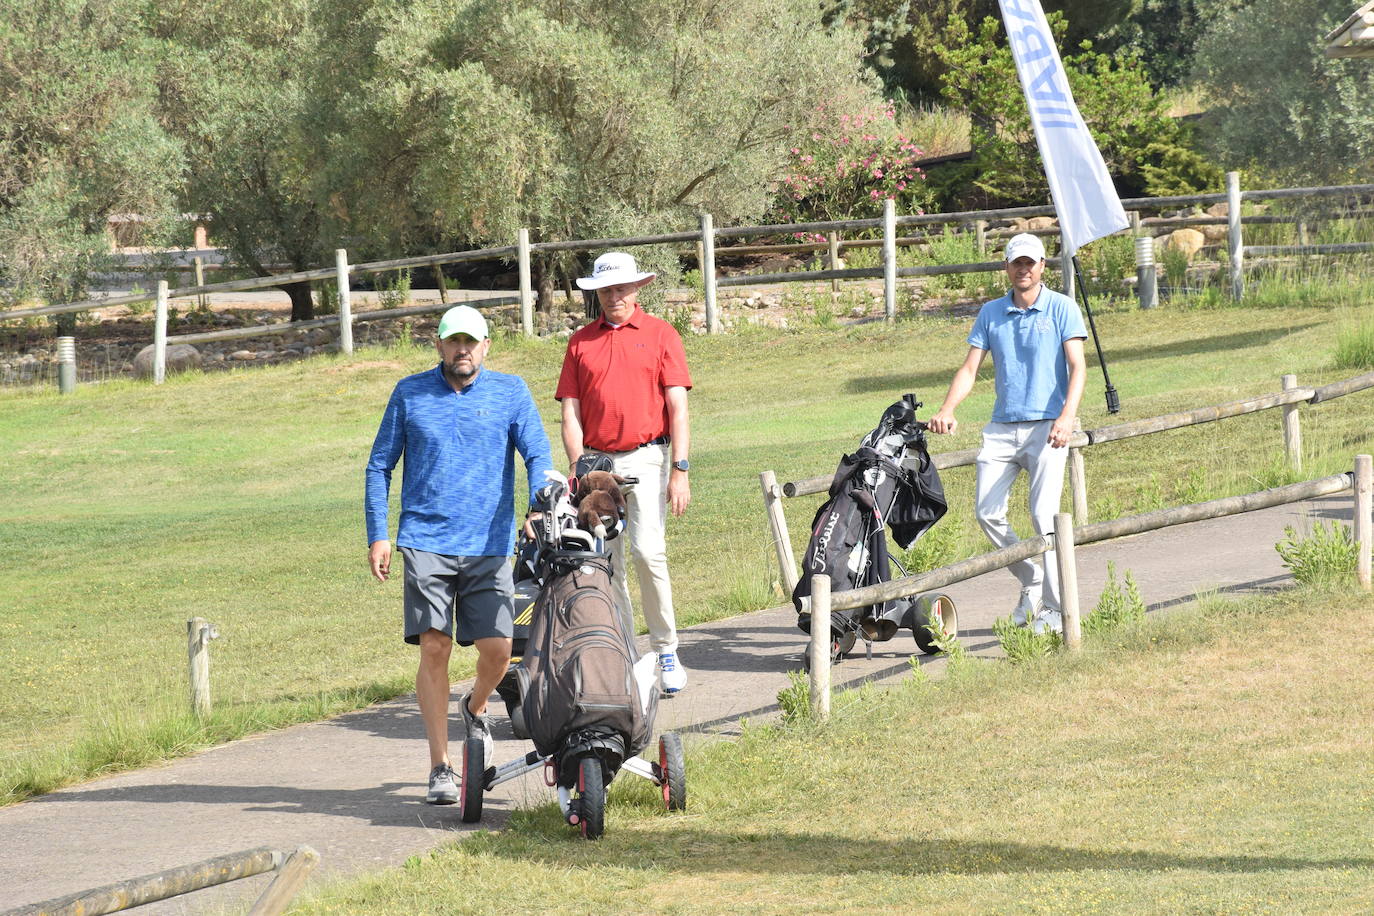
[589,443,678,654]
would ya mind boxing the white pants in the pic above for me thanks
[975,420,1069,612]
[591,443,678,654]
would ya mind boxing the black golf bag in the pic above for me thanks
[792,394,949,656]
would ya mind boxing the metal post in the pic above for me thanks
[1355,454,1371,591]
[1054,514,1082,651]
[701,213,719,334]
[882,198,896,322]
[1061,231,1075,299]
[1281,374,1302,472]
[1135,235,1157,310]
[974,219,987,256]
[760,471,798,595]
[154,279,168,385]
[1068,418,1088,525]
[518,228,533,337]
[187,617,218,718]
[808,575,831,721]
[335,249,353,356]
[56,336,76,394]
[1227,170,1244,300]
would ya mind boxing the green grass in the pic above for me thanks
[292,584,1374,913]
[4,280,1374,804]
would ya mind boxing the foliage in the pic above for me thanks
[376,270,412,310]
[1082,561,1146,635]
[935,13,1219,205]
[1191,0,1374,184]
[1275,522,1357,587]
[305,0,878,282]
[770,101,935,223]
[992,614,1060,662]
[0,0,183,308]
[1074,233,1136,301]
[776,669,811,723]
[1333,320,1374,371]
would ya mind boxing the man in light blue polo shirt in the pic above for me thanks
[928,233,1087,635]
[365,304,554,804]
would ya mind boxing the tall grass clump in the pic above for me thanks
[1082,562,1146,635]
[1333,320,1374,370]
[1275,521,1357,587]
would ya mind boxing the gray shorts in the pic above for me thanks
[400,548,514,646]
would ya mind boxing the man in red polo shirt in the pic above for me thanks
[556,251,693,694]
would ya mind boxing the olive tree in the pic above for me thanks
[0,0,182,311]
[306,0,878,306]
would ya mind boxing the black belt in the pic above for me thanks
[636,435,670,448]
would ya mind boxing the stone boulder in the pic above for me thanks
[1161,228,1206,261]
[133,343,202,378]
[1025,216,1058,231]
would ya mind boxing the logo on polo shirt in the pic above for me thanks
[1034,316,1052,334]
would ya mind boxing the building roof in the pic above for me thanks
[1325,1,1374,57]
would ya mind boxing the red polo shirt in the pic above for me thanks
[555,306,693,452]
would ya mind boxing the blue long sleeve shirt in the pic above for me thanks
[364,364,555,557]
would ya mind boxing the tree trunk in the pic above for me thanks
[535,258,557,314]
[282,281,314,321]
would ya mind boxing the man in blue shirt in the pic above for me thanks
[928,233,1087,635]
[365,304,554,805]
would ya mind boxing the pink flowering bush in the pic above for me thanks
[772,102,934,225]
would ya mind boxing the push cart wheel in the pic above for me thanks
[575,755,606,839]
[911,593,958,656]
[658,733,687,812]
[459,735,485,823]
[802,628,857,673]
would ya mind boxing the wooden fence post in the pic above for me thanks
[1069,418,1089,524]
[759,470,798,595]
[974,219,987,256]
[1054,513,1082,651]
[248,846,321,916]
[701,213,719,334]
[882,197,896,322]
[809,575,831,721]
[335,249,353,356]
[1282,374,1302,471]
[828,231,841,302]
[153,279,169,385]
[517,228,533,337]
[193,256,207,310]
[1356,454,1371,591]
[1227,170,1244,300]
[187,617,218,718]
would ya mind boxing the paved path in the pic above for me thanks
[0,497,1353,914]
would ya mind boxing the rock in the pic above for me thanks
[132,343,202,378]
[1025,216,1058,231]
[1161,228,1206,261]
[229,350,256,361]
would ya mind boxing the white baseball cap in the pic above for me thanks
[437,305,489,341]
[575,252,657,290]
[1004,233,1046,263]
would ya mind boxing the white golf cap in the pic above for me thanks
[437,305,489,341]
[1004,233,1046,262]
[575,252,656,290]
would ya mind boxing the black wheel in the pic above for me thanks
[508,702,529,741]
[574,755,606,839]
[658,733,687,812]
[911,593,958,655]
[459,735,485,823]
[834,628,856,659]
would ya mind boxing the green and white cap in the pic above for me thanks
[437,305,489,341]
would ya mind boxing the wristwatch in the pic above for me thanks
[672,459,690,473]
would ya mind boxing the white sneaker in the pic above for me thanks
[1031,608,1063,636]
[1011,587,1041,627]
[658,652,687,695]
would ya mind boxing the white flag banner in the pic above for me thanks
[998,0,1128,257]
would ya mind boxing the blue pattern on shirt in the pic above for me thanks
[364,364,554,556]
[968,286,1087,423]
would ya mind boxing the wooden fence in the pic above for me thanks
[3,174,1371,386]
[802,454,1372,719]
[4,845,319,916]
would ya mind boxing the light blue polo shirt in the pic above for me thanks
[968,286,1087,423]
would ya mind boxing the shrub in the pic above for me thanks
[1082,562,1145,635]
[993,615,1060,663]
[1275,522,1357,587]
[1333,321,1374,371]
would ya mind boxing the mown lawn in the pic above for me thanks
[3,274,1373,803]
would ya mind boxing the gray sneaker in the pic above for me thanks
[461,693,494,761]
[426,763,458,805]
[1011,587,1041,627]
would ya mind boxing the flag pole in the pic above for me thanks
[1070,255,1120,415]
